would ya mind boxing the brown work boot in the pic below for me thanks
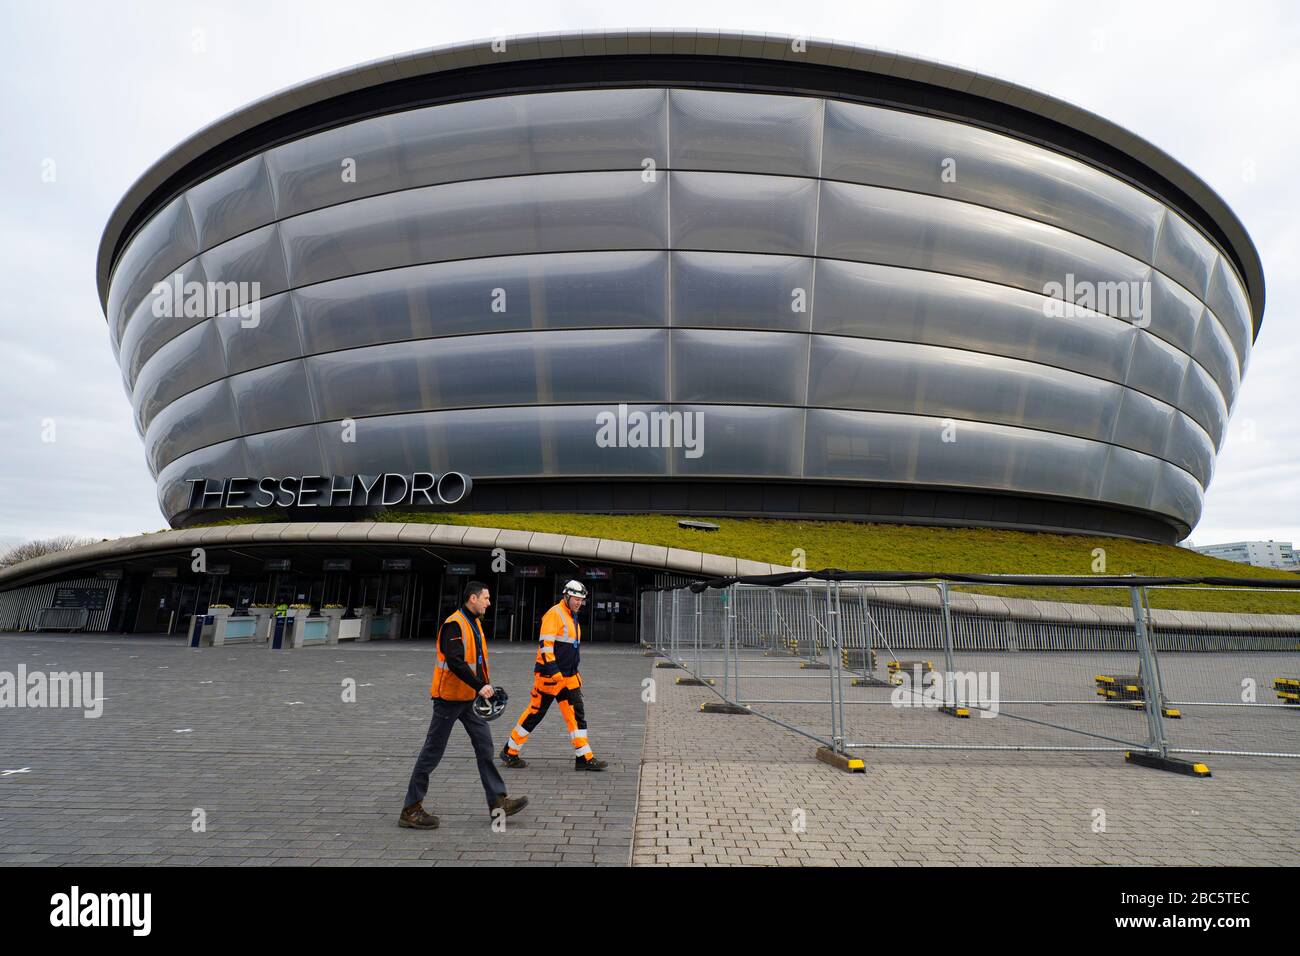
[490,794,529,817]
[575,755,609,771]
[398,801,440,829]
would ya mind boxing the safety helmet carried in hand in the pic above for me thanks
[473,686,509,720]
[563,580,588,600]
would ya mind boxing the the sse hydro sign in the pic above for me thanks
[185,472,473,511]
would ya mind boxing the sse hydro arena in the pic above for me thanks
[0,30,1268,639]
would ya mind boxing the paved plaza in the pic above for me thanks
[0,633,644,866]
[1,633,1297,866]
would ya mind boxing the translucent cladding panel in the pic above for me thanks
[133,320,228,434]
[228,360,317,435]
[107,195,199,337]
[670,172,817,255]
[1149,459,1203,529]
[197,222,289,302]
[803,409,1105,503]
[156,438,253,520]
[241,425,326,478]
[1160,409,1215,489]
[280,171,667,288]
[813,259,1137,384]
[185,155,277,252]
[144,379,241,474]
[295,251,668,355]
[1205,258,1253,368]
[266,112,403,220]
[112,249,200,348]
[306,329,668,421]
[1188,305,1240,407]
[1177,362,1229,449]
[118,258,211,388]
[670,251,812,331]
[1153,210,1214,301]
[668,89,822,177]
[1108,388,1211,487]
[1146,270,1203,357]
[669,405,803,478]
[821,100,1164,265]
[1097,444,1157,513]
[217,292,304,376]
[267,89,668,220]
[670,330,808,405]
[803,407,920,482]
[817,181,1152,316]
[127,222,288,386]
[913,420,1105,502]
[807,336,1121,447]
[315,405,672,478]
[1124,330,1189,410]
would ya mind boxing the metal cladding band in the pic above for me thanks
[653,570,1300,593]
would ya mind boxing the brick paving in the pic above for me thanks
[634,657,1300,866]
[0,632,645,866]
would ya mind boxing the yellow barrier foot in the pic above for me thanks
[676,676,715,686]
[700,702,751,715]
[939,706,971,718]
[654,660,682,669]
[1124,751,1211,777]
[816,746,866,773]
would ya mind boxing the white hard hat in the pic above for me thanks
[563,579,588,599]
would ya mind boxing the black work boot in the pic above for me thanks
[398,801,440,829]
[575,755,609,771]
[490,794,529,817]
[499,744,527,769]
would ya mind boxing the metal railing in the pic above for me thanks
[642,573,1300,763]
[36,607,90,631]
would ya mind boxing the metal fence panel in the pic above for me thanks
[642,578,1300,761]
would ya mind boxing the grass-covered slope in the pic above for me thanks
[358,512,1300,615]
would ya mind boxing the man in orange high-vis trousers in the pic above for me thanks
[399,581,529,829]
[500,579,609,772]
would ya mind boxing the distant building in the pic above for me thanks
[1193,540,1298,569]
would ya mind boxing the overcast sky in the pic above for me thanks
[0,0,1295,550]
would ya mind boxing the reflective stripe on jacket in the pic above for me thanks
[535,601,580,677]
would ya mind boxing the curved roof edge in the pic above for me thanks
[0,522,796,591]
[95,29,1265,338]
[2,523,1296,632]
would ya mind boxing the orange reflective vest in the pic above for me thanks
[536,601,581,678]
[429,609,489,701]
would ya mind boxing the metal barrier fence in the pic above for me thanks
[642,575,1300,769]
[35,607,90,631]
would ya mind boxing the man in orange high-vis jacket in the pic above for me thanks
[500,579,609,772]
[399,581,529,829]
